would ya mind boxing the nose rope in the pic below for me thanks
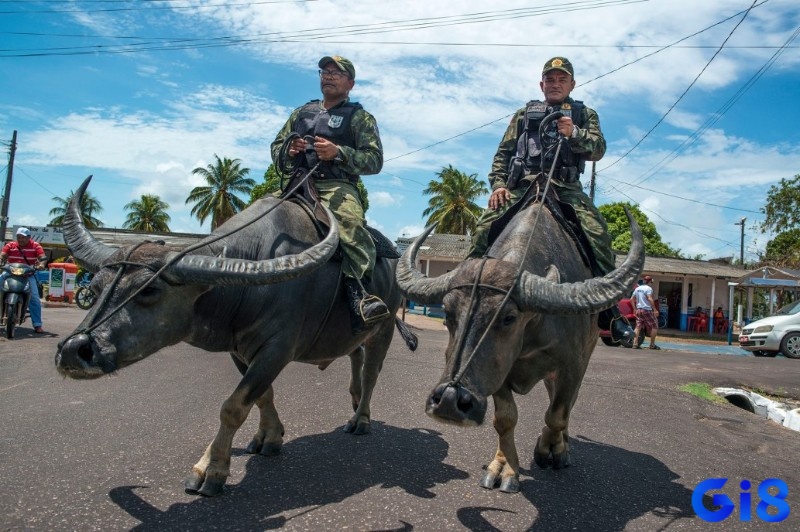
[60,162,320,346]
[445,256,487,384]
[450,124,565,386]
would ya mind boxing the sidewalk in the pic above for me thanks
[399,312,751,356]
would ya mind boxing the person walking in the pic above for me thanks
[631,275,660,350]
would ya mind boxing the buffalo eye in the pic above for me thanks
[502,313,517,326]
[136,285,161,304]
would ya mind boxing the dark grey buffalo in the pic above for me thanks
[396,200,644,493]
[55,176,416,497]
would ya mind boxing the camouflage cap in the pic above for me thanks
[319,55,355,79]
[542,56,574,77]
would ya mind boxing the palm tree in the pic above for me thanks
[422,165,489,235]
[122,194,171,232]
[50,190,104,228]
[186,154,255,229]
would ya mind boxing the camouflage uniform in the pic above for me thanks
[468,97,614,274]
[271,99,383,280]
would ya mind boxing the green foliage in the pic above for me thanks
[186,154,255,230]
[678,382,726,403]
[249,164,282,204]
[248,164,370,213]
[49,189,104,229]
[760,174,800,234]
[598,202,681,257]
[422,165,489,235]
[123,194,171,232]
[763,228,800,268]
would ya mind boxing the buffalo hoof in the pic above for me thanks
[480,471,499,489]
[533,436,571,470]
[184,471,204,493]
[245,440,261,454]
[551,450,571,469]
[343,419,370,435]
[260,442,282,456]
[499,476,520,493]
[198,476,226,497]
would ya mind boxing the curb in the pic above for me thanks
[713,387,800,432]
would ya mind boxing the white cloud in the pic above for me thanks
[6,0,800,261]
[370,191,401,207]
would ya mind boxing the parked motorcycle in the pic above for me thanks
[0,263,38,339]
[598,298,636,348]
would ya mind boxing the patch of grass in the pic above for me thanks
[679,382,726,403]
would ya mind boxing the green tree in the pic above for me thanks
[598,202,681,257]
[186,154,255,230]
[763,228,800,268]
[760,174,800,234]
[49,189,104,228]
[122,194,171,232]
[248,163,370,213]
[422,165,488,235]
[249,164,282,204]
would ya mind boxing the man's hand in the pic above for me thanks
[286,137,307,157]
[556,116,574,138]
[488,187,512,210]
[312,137,339,161]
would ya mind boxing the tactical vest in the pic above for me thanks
[294,99,362,183]
[507,99,586,188]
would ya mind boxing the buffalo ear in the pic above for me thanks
[544,265,561,283]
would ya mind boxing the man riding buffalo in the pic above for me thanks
[468,56,633,344]
[271,55,388,333]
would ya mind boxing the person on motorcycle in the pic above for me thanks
[0,227,47,333]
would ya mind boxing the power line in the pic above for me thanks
[611,24,800,186]
[601,0,761,173]
[1,0,650,56]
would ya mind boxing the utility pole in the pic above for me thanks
[735,217,746,268]
[589,161,596,201]
[1,130,17,244]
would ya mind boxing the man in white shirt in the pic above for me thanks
[631,275,660,350]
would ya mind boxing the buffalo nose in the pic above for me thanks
[56,333,94,369]
[426,383,486,425]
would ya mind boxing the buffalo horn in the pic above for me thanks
[396,224,458,305]
[62,175,117,272]
[63,175,340,286]
[513,206,645,313]
[164,206,339,286]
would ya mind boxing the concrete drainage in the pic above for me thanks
[713,387,800,432]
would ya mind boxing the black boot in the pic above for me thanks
[344,278,389,333]
[599,306,634,346]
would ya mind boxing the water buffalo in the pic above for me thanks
[55,176,416,497]
[396,199,644,493]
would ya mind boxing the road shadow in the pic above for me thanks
[109,422,467,530]
[457,436,695,531]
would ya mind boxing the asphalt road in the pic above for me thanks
[1,307,799,531]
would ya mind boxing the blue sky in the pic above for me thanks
[1,0,799,263]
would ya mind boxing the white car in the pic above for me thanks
[738,299,800,358]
